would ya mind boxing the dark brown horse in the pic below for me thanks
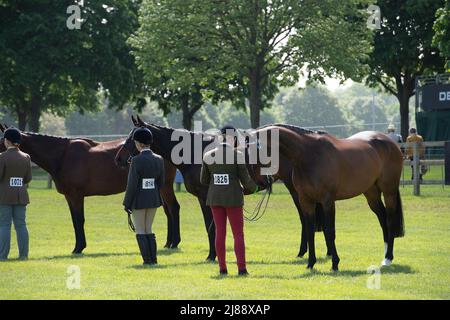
[115,116,332,261]
[0,124,181,254]
[250,125,405,271]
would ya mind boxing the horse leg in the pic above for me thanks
[162,202,174,248]
[382,192,400,266]
[198,198,216,261]
[160,188,181,248]
[285,183,307,257]
[315,203,332,257]
[323,202,340,271]
[299,198,317,269]
[65,194,86,254]
[364,186,389,255]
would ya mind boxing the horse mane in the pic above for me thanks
[259,123,327,135]
[148,123,216,141]
[23,132,98,146]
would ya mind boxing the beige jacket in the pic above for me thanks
[200,144,257,207]
[0,147,32,205]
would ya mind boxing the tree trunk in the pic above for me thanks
[249,69,262,129]
[398,93,410,141]
[395,76,415,140]
[181,93,192,130]
[17,109,28,131]
[28,95,42,132]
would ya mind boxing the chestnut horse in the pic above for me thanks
[115,116,331,261]
[0,124,181,254]
[249,125,405,271]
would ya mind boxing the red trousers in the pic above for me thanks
[211,206,246,271]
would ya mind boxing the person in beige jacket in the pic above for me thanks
[0,128,32,260]
[200,125,261,276]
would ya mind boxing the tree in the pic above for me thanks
[129,0,237,130]
[274,86,350,137]
[0,0,141,131]
[366,0,446,139]
[200,0,372,128]
[433,0,450,70]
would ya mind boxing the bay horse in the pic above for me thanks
[115,116,332,261]
[0,123,181,254]
[249,125,405,271]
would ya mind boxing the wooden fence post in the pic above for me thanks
[413,142,420,196]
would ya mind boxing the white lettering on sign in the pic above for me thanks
[213,174,229,185]
[439,91,450,101]
[142,178,155,189]
[10,177,23,187]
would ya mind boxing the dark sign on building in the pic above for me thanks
[421,83,450,111]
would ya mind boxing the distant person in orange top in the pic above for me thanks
[405,128,427,181]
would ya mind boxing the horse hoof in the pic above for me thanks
[381,258,392,266]
[72,246,85,254]
[206,256,216,262]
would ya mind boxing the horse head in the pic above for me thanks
[115,115,151,168]
[0,123,10,152]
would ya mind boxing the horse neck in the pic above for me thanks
[148,125,178,160]
[19,134,69,176]
[274,128,312,166]
[149,125,211,165]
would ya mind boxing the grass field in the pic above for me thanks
[0,178,449,300]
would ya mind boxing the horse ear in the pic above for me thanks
[136,115,146,127]
[131,115,138,127]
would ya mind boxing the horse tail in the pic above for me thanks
[392,190,405,238]
[315,203,325,232]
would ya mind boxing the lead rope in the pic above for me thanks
[243,176,272,222]
[125,209,136,232]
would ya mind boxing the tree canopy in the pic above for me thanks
[366,0,446,138]
[0,0,142,131]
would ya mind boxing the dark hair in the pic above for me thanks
[409,127,417,134]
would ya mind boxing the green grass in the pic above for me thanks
[0,182,449,300]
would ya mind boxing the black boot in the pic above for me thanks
[146,233,157,264]
[136,234,152,265]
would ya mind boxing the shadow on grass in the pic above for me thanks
[34,252,137,261]
[234,264,415,281]
[34,247,183,261]
[127,264,168,270]
[158,248,183,256]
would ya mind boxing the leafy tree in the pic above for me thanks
[366,0,446,139]
[65,101,167,136]
[274,86,350,137]
[199,0,372,128]
[433,0,450,70]
[0,0,141,131]
[129,0,237,130]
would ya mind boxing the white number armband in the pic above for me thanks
[10,177,24,187]
[142,178,155,189]
[213,174,229,185]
